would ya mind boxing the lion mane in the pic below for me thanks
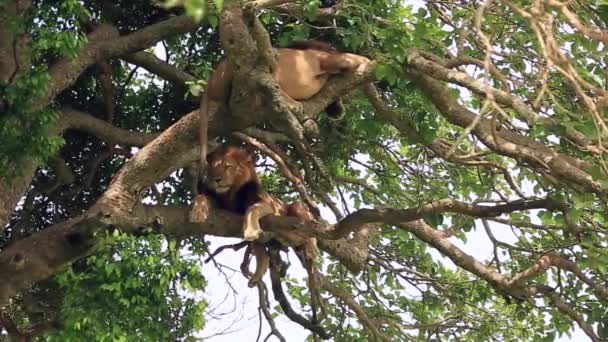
[196,146,317,286]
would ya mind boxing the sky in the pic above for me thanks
[142,0,587,340]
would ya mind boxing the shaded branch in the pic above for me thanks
[1,16,200,229]
[39,157,76,194]
[94,61,115,122]
[233,131,319,216]
[0,0,32,83]
[35,15,199,110]
[123,51,196,86]
[321,277,391,342]
[60,108,159,146]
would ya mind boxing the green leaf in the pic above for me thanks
[599,321,608,338]
[184,0,206,22]
[424,213,444,228]
[374,64,389,80]
[207,14,218,28]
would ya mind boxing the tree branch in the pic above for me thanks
[122,51,196,86]
[321,277,391,341]
[407,49,596,153]
[0,16,201,230]
[404,64,607,200]
[94,61,115,122]
[35,15,199,110]
[0,0,32,83]
[60,108,159,146]
[256,281,286,342]
[0,196,559,305]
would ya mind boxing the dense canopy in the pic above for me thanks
[2,0,608,341]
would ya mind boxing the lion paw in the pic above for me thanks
[189,194,210,223]
[243,226,263,241]
[243,218,264,241]
[247,278,259,288]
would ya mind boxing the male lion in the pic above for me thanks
[191,146,317,288]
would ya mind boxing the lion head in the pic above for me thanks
[205,146,257,194]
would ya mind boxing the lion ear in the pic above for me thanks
[205,141,226,164]
[206,143,222,164]
[243,146,256,165]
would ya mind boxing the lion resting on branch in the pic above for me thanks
[191,146,328,338]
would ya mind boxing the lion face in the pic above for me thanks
[205,147,255,194]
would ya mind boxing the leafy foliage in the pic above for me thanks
[2,0,608,341]
[48,232,208,341]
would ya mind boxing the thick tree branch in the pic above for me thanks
[60,108,159,146]
[122,51,196,86]
[39,157,76,194]
[404,65,607,200]
[407,50,596,153]
[94,61,115,122]
[0,196,559,305]
[1,15,200,230]
[35,15,199,110]
[0,0,32,83]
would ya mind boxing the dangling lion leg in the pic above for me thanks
[240,244,254,279]
[248,242,269,288]
[243,202,274,241]
[296,238,324,323]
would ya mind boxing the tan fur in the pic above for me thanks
[200,146,320,289]
[205,148,255,199]
[197,42,370,176]
[189,194,210,222]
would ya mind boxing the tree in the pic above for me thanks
[1,0,608,340]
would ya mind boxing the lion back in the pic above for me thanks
[286,40,339,54]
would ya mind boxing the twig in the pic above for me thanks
[233,132,320,217]
[268,248,331,339]
[205,241,250,263]
[256,281,286,342]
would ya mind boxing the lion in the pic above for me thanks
[194,40,371,195]
[190,146,318,286]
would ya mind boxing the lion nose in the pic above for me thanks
[213,177,222,183]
